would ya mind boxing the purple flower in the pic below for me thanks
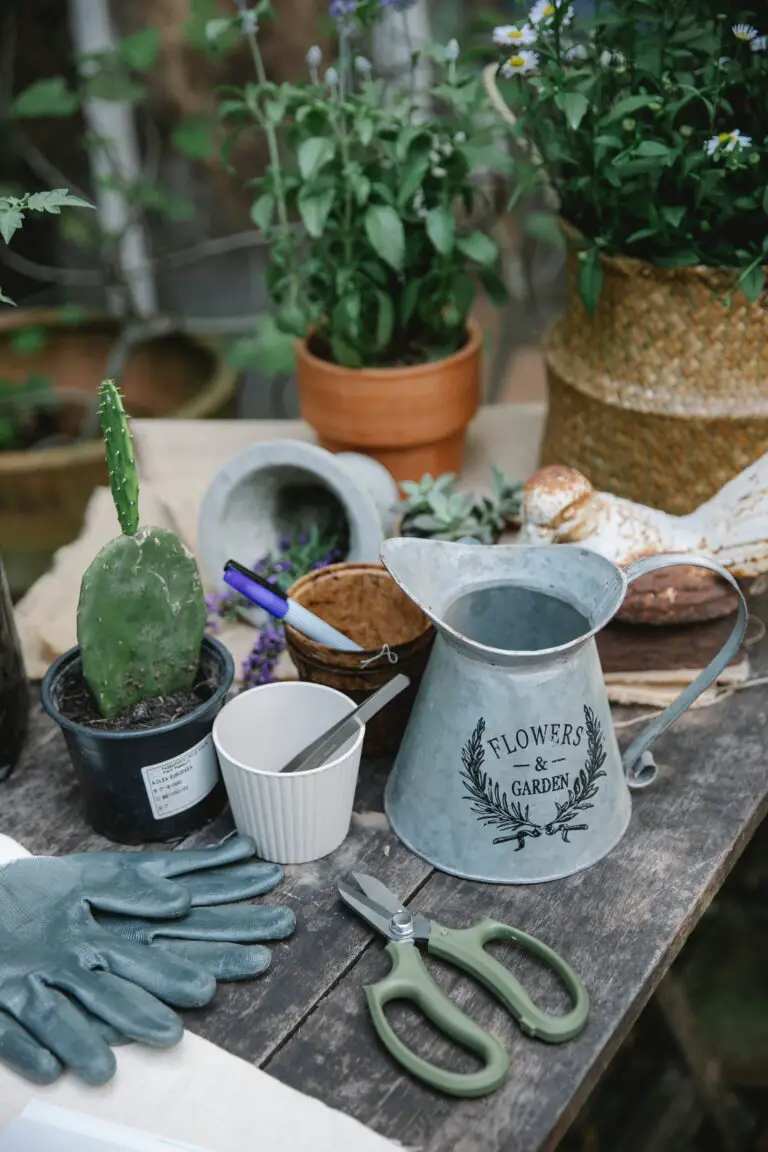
[330,0,357,19]
[241,624,287,689]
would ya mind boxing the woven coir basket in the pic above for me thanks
[284,563,435,758]
[542,238,768,515]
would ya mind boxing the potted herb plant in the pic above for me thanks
[487,1,767,515]
[398,467,522,542]
[216,0,509,483]
[1,22,242,594]
[41,380,234,845]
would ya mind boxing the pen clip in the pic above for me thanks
[224,558,288,602]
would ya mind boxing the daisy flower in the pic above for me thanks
[705,129,752,156]
[732,23,758,42]
[751,35,767,51]
[529,0,574,28]
[563,43,588,61]
[501,49,539,77]
[493,23,536,48]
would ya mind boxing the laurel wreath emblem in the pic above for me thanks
[459,705,607,851]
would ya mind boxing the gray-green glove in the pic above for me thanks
[0,835,294,1087]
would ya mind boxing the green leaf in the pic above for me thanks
[479,268,508,306]
[401,278,421,325]
[10,326,47,355]
[228,316,297,376]
[83,71,146,103]
[171,117,215,160]
[364,204,405,273]
[297,186,335,238]
[578,248,603,316]
[25,190,92,213]
[374,290,395,351]
[397,153,430,208]
[456,232,498,267]
[358,119,374,147]
[426,205,455,256]
[12,77,79,118]
[351,173,371,207]
[0,289,16,307]
[661,206,686,229]
[603,94,664,124]
[739,265,765,304]
[0,205,23,246]
[635,140,672,158]
[763,186,768,215]
[396,125,430,163]
[118,27,161,71]
[250,192,275,231]
[559,92,589,131]
[524,212,565,247]
[298,138,335,181]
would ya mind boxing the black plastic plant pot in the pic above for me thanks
[41,637,234,845]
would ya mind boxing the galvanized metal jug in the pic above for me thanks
[380,541,747,884]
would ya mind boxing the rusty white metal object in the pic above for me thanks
[517,456,768,579]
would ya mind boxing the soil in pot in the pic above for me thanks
[55,659,220,733]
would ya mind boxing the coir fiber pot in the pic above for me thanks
[284,563,435,757]
[41,636,234,845]
[295,321,482,484]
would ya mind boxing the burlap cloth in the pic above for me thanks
[15,408,748,706]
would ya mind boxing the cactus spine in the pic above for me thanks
[77,380,207,718]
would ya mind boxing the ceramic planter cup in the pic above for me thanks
[212,682,364,865]
[296,320,482,484]
[284,562,435,757]
[197,439,398,628]
[41,636,234,845]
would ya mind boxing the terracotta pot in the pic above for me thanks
[295,321,482,484]
[542,226,768,515]
[284,562,435,758]
[0,309,239,596]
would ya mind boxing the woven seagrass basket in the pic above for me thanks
[541,239,768,515]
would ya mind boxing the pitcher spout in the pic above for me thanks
[380,538,482,627]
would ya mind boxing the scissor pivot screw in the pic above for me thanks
[390,911,415,939]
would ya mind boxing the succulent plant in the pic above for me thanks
[492,466,524,524]
[76,380,207,718]
[399,473,504,545]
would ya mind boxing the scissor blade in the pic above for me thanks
[338,880,399,938]
[351,873,405,915]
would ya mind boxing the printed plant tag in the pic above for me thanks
[141,734,219,821]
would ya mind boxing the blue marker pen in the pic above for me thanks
[223,560,363,653]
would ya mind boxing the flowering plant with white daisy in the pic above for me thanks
[212,0,508,372]
[491,1,767,307]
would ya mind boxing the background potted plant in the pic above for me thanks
[216,0,510,483]
[1,20,243,595]
[398,466,522,542]
[41,379,234,845]
[486,0,767,515]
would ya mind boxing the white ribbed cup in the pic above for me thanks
[212,683,364,864]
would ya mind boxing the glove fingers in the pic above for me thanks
[180,861,285,906]
[55,968,187,1045]
[0,1008,63,1085]
[12,981,116,1086]
[90,869,190,920]
[142,835,257,879]
[102,903,296,944]
[155,940,273,982]
[96,940,216,1009]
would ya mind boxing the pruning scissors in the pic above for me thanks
[338,873,590,1098]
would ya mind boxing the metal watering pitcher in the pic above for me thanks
[380,540,747,884]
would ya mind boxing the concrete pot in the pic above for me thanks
[198,439,399,626]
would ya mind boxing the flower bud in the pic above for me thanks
[445,39,460,62]
[325,66,339,87]
[306,45,323,67]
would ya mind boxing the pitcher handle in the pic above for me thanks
[620,554,748,791]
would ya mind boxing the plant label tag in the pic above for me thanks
[141,734,219,821]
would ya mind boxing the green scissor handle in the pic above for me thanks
[364,941,510,1098]
[427,918,590,1043]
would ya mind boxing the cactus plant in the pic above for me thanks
[76,380,206,718]
[399,473,504,545]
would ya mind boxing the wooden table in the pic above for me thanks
[6,613,767,1152]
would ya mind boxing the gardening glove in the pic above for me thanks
[0,834,294,1087]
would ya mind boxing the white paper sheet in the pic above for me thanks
[0,1031,396,1152]
[0,1101,207,1151]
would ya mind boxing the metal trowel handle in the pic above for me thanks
[279,675,410,774]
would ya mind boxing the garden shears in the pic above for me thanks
[338,873,590,1098]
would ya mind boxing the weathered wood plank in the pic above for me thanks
[2,698,435,1064]
[264,643,768,1152]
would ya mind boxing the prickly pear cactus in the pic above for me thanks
[76,380,207,718]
